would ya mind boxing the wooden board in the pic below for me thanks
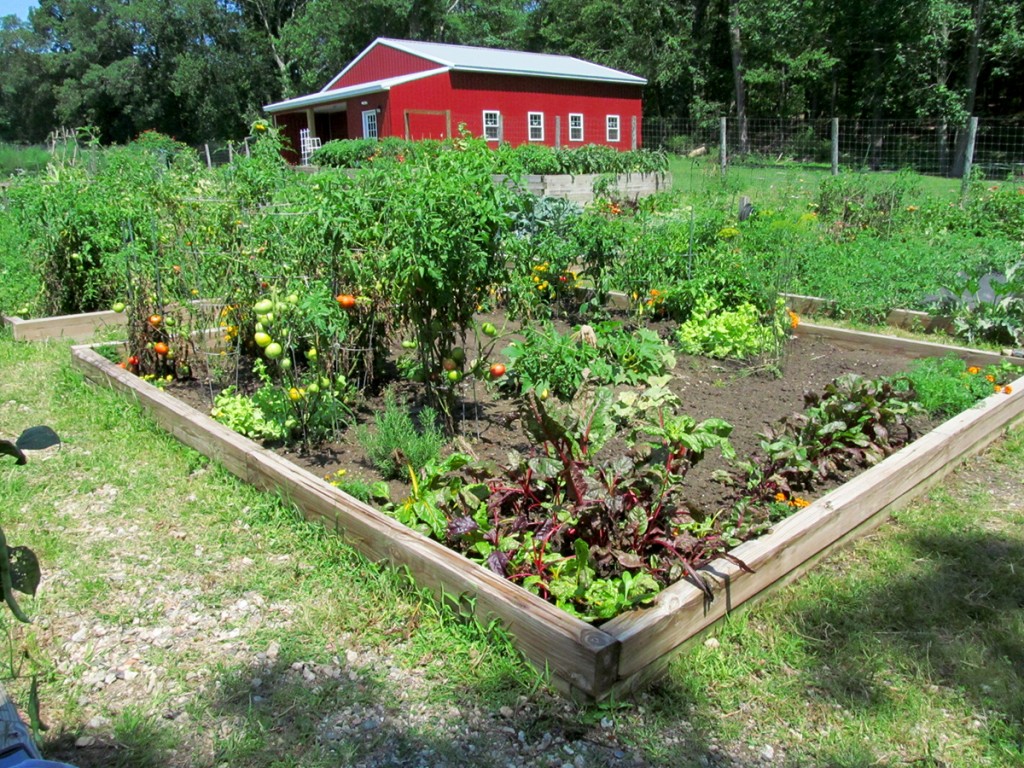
[4,310,127,342]
[798,321,1011,367]
[70,326,1024,701]
[70,343,619,699]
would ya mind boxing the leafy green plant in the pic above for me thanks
[504,321,676,401]
[724,373,923,507]
[926,262,1024,347]
[676,295,788,360]
[901,356,1019,418]
[357,390,446,480]
[210,384,291,442]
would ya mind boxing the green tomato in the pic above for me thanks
[401,339,417,349]
[447,370,462,383]
[254,322,265,333]
[264,341,283,359]
[254,299,274,314]
[279,358,292,371]
[481,322,497,337]
[111,302,126,314]
[306,382,319,394]
[254,332,272,348]
[286,293,299,305]
[305,347,317,361]
[450,347,466,364]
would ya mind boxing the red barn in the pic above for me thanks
[264,38,646,161]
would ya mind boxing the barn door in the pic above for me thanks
[404,110,451,140]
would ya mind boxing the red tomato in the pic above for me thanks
[489,363,506,379]
[154,342,170,356]
[148,314,163,327]
[336,294,357,310]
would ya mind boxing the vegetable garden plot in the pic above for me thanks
[70,324,1024,701]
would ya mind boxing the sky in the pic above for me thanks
[0,0,36,21]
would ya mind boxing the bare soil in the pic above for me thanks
[169,319,940,516]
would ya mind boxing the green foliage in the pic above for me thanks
[676,295,787,359]
[504,321,675,400]
[726,374,924,511]
[357,390,446,480]
[901,356,1019,418]
[815,172,919,234]
[927,261,1024,347]
[211,385,291,442]
[312,138,668,175]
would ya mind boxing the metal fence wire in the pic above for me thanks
[642,117,1024,180]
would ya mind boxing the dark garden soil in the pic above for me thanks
[167,318,941,519]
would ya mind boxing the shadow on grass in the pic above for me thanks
[790,527,1024,762]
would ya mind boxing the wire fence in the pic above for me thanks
[643,117,1024,181]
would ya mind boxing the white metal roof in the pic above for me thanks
[263,68,447,113]
[321,37,646,92]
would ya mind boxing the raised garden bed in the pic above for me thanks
[70,323,1024,700]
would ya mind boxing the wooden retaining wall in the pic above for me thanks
[70,326,1024,700]
[3,310,127,342]
[497,172,671,204]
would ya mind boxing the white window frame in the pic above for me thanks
[483,110,501,142]
[606,114,620,143]
[362,109,378,140]
[528,112,544,142]
[569,113,584,142]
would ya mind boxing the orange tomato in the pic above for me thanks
[336,294,356,310]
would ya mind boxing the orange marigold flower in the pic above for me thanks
[787,310,800,329]
[967,366,981,375]
[774,492,787,502]
[1004,385,1013,395]
[789,497,810,508]
[994,384,1002,393]
[986,374,996,382]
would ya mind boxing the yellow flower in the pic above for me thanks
[967,366,981,375]
[789,497,810,508]
[774,492,787,502]
[986,374,996,383]
[787,310,800,329]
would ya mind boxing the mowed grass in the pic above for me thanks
[1,329,1023,767]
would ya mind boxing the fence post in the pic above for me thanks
[204,144,212,169]
[631,116,638,150]
[720,117,728,177]
[831,117,839,175]
[228,142,234,163]
[960,116,978,203]
[555,116,561,149]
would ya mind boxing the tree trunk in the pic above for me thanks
[728,0,749,155]
[952,0,985,177]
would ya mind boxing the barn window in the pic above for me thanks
[528,112,544,142]
[483,110,501,141]
[569,113,584,142]
[606,115,620,143]
[362,110,378,140]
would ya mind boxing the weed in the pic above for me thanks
[357,389,446,479]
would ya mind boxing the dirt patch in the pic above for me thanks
[167,322,939,518]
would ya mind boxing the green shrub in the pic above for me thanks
[357,390,446,480]
[901,356,1019,418]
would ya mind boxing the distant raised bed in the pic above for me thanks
[2,309,127,342]
[71,324,1024,701]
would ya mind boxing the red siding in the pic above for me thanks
[331,44,439,90]
[456,72,642,148]
[273,112,305,162]
[347,93,390,139]
[388,71,643,149]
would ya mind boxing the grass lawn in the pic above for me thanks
[2,329,1023,767]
